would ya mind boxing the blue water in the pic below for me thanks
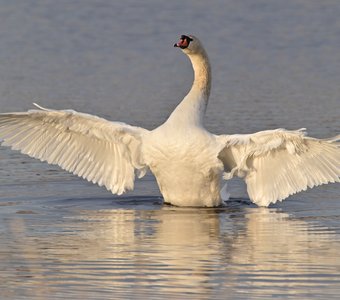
[0,1,339,299]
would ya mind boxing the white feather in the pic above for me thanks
[0,107,148,195]
[217,129,340,206]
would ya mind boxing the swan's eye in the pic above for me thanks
[181,35,193,43]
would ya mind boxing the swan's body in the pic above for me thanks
[0,35,339,207]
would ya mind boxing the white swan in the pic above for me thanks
[0,35,339,207]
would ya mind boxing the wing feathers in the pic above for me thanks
[0,106,148,195]
[218,129,340,206]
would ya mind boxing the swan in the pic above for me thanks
[0,34,339,207]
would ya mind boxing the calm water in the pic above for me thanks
[0,0,340,299]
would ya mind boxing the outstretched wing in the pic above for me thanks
[217,129,340,206]
[0,104,149,194]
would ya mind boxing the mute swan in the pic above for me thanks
[0,35,339,207]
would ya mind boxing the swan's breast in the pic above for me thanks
[141,128,224,206]
[142,126,221,170]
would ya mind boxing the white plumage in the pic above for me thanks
[218,129,339,206]
[0,105,147,195]
[0,35,339,207]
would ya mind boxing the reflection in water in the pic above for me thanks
[229,209,340,299]
[1,204,339,299]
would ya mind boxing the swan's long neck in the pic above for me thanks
[166,49,211,127]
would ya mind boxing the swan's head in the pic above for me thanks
[174,34,203,55]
